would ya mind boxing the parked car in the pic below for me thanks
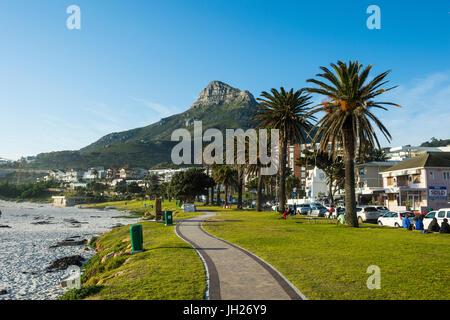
[423,208,450,229]
[296,203,311,215]
[309,203,328,217]
[374,205,389,216]
[377,211,415,228]
[356,206,380,223]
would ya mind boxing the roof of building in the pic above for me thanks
[356,161,400,167]
[382,152,450,172]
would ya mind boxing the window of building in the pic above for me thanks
[358,168,365,175]
[387,177,394,186]
[430,171,434,180]
[443,172,450,180]
[412,174,421,183]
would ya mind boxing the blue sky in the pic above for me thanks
[0,0,449,159]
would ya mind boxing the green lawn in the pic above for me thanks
[60,220,206,300]
[202,207,450,300]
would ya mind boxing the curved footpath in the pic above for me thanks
[175,211,306,300]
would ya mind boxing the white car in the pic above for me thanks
[356,206,380,223]
[423,209,450,229]
[296,203,312,215]
[377,211,414,228]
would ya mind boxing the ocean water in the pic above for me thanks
[0,200,140,300]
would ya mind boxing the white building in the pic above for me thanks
[148,168,189,183]
[62,169,84,183]
[82,167,105,182]
[305,167,328,199]
[385,145,450,162]
[119,168,147,180]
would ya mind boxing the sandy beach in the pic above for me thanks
[0,200,141,300]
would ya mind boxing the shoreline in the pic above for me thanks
[0,200,141,300]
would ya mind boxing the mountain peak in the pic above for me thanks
[190,81,257,109]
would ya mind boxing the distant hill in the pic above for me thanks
[420,137,450,148]
[31,81,260,169]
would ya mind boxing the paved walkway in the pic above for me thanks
[175,211,305,300]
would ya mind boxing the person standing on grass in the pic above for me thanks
[329,204,334,219]
[415,214,424,231]
[439,218,450,234]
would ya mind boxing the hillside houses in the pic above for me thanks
[42,166,192,188]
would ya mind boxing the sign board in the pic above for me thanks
[429,186,447,200]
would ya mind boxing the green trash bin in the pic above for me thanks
[164,211,173,226]
[130,224,143,252]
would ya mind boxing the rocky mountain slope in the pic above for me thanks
[32,81,260,169]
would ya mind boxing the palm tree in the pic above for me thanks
[212,165,238,206]
[247,163,264,211]
[211,164,222,205]
[252,88,315,213]
[306,60,401,227]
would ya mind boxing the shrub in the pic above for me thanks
[58,285,104,300]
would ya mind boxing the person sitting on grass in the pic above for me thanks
[427,218,440,233]
[402,213,412,230]
[337,214,345,225]
[415,214,424,231]
[439,218,450,234]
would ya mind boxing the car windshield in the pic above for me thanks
[425,212,436,218]
[364,207,377,211]
[400,212,411,218]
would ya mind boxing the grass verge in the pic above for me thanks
[202,207,450,300]
[59,220,206,300]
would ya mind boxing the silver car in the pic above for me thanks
[296,204,311,215]
[356,206,380,223]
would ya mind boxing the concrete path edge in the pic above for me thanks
[174,213,308,300]
[199,223,308,300]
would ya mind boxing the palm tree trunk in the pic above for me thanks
[343,118,359,227]
[278,134,287,213]
[224,185,228,206]
[237,166,243,209]
[216,185,221,206]
[205,167,210,205]
[328,177,334,204]
[257,167,263,211]
[210,186,214,205]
